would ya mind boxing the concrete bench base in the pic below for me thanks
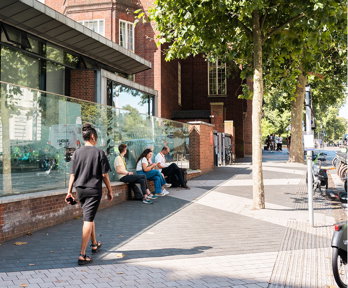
[0,170,201,243]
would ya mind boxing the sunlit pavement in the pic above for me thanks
[0,148,345,287]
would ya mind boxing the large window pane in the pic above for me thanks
[1,46,39,88]
[119,20,134,51]
[208,60,226,95]
[108,80,154,116]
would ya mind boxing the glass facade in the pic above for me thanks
[0,81,190,196]
[106,79,155,116]
[0,22,100,96]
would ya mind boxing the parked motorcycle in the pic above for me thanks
[306,152,328,194]
[331,222,347,288]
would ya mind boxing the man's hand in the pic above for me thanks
[107,191,113,201]
[128,171,134,175]
[65,193,75,203]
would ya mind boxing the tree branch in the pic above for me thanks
[260,12,267,32]
[264,13,305,42]
[240,21,253,38]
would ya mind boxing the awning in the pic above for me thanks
[0,0,151,74]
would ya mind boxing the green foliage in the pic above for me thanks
[315,107,348,141]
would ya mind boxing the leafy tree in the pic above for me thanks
[261,2,346,162]
[143,0,330,209]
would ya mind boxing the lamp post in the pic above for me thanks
[305,85,314,227]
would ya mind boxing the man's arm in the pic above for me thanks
[115,164,128,175]
[155,153,167,169]
[65,174,75,202]
[102,173,113,201]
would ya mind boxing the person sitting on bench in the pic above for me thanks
[155,146,189,189]
[114,144,156,204]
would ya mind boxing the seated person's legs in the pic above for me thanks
[152,175,163,194]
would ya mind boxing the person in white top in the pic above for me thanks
[135,148,171,196]
[114,144,155,204]
[155,146,189,189]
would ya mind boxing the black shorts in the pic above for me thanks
[76,187,102,222]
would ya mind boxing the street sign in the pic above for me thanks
[304,133,315,150]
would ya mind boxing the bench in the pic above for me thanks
[0,170,201,243]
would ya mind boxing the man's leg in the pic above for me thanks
[164,163,186,187]
[122,175,144,200]
[80,221,93,257]
[90,221,97,244]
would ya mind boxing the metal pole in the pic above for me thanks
[305,85,314,227]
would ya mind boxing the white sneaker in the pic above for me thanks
[164,183,172,188]
[162,189,170,195]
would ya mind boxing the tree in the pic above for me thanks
[261,2,346,162]
[143,0,327,209]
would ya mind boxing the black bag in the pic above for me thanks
[181,168,188,185]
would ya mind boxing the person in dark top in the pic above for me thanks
[65,123,113,265]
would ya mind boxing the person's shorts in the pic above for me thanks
[76,187,102,222]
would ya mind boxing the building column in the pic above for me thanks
[70,70,96,103]
[188,121,214,173]
[210,102,224,133]
[224,120,236,159]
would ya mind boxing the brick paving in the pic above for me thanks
[0,148,346,288]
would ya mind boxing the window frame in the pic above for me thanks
[208,60,227,96]
[78,19,105,37]
[119,19,135,52]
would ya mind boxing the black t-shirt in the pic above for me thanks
[70,146,111,190]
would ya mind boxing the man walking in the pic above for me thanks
[65,123,113,265]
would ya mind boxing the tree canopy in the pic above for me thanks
[142,0,347,208]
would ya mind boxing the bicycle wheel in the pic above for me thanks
[332,248,347,288]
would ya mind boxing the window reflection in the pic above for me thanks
[107,79,154,116]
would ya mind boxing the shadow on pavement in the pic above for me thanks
[0,196,195,272]
[109,246,213,261]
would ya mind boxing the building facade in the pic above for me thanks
[44,0,252,157]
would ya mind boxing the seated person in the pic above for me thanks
[114,144,155,204]
[155,146,189,189]
[136,148,171,196]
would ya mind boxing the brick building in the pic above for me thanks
[44,0,252,157]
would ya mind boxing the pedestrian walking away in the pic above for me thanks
[65,123,113,266]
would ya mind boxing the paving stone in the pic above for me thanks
[0,151,344,288]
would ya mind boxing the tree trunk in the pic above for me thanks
[289,71,306,163]
[0,88,12,194]
[252,11,265,209]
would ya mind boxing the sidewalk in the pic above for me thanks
[0,149,345,288]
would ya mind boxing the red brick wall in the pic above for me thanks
[210,103,224,133]
[0,170,203,243]
[45,0,65,13]
[70,70,96,102]
[181,56,246,157]
[45,0,116,40]
[160,55,181,119]
[0,184,127,243]
[135,1,161,113]
[189,123,214,173]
